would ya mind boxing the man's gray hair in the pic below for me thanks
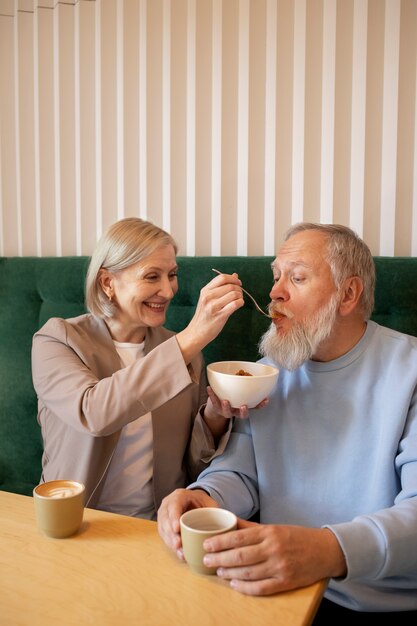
[284,223,375,319]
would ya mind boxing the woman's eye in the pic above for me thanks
[169,272,178,280]
[144,274,158,281]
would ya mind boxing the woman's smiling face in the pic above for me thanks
[100,244,178,342]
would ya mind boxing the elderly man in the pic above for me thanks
[157,223,417,623]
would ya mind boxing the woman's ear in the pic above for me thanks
[339,276,364,316]
[98,269,114,300]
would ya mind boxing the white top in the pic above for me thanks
[97,340,155,520]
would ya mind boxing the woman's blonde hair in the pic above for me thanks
[85,217,178,318]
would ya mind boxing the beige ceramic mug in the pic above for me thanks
[180,507,237,575]
[33,480,85,538]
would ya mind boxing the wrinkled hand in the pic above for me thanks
[201,521,343,596]
[202,387,269,441]
[176,273,244,363]
[204,386,269,422]
[157,488,219,559]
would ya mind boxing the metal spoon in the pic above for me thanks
[212,268,272,319]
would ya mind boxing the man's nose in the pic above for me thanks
[270,278,288,301]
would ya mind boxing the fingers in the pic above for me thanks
[201,524,327,597]
[209,271,241,288]
[203,540,263,571]
[202,524,280,576]
[202,273,244,318]
[157,488,220,555]
[228,577,284,596]
[207,389,269,416]
[254,398,269,410]
[201,527,284,596]
[177,274,244,361]
[195,274,243,326]
[203,525,262,555]
[157,491,185,552]
[203,533,280,593]
[206,388,248,419]
[157,488,198,551]
[233,405,250,419]
[206,387,250,419]
[236,518,258,530]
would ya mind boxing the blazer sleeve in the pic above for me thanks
[32,317,196,436]
[186,358,233,481]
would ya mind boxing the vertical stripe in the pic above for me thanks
[162,0,171,232]
[116,0,124,219]
[380,0,400,255]
[264,0,277,255]
[237,0,249,255]
[95,0,102,239]
[14,2,22,255]
[211,0,222,255]
[349,0,368,237]
[292,0,306,223]
[139,0,147,219]
[1,1,417,257]
[320,0,336,223]
[0,13,4,252]
[74,1,81,254]
[53,3,61,255]
[33,5,42,255]
[186,0,196,255]
[412,54,417,256]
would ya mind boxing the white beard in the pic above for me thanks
[259,293,340,371]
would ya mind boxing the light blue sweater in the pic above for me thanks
[191,321,417,611]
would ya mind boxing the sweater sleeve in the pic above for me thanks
[187,418,260,519]
[325,402,417,581]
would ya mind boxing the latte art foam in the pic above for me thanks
[35,480,84,499]
[46,486,80,498]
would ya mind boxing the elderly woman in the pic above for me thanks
[31,217,245,519]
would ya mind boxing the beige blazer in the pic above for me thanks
[32,314,229,510]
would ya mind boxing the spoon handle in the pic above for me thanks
[212,268,272,319]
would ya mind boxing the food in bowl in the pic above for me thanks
[207,360,279,409]
[235,369,253,376]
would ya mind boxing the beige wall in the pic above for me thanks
[0,0,416,257]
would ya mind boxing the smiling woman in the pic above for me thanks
[97,245,179,343]
[31,217,248,521]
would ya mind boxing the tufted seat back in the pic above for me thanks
[0,255,416,496]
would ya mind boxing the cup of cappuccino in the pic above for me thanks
[180,507,237,575]
[33,480,85,538]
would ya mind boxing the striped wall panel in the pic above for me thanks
[0,0,416,256]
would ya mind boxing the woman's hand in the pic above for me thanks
[202,387,269,439]
[205,386,269,420]
[176,272,244,364]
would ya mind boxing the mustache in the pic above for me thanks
[268,305,294,320]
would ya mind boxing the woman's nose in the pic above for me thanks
[158,279,175,299]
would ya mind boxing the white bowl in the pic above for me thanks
[207,360,279,409]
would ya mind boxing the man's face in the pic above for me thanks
[259,230,340,370]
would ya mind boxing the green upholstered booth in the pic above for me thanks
[1,255,417,497]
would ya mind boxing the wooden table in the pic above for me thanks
[0,490,326,626]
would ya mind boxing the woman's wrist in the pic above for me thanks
[201,406,228,438]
